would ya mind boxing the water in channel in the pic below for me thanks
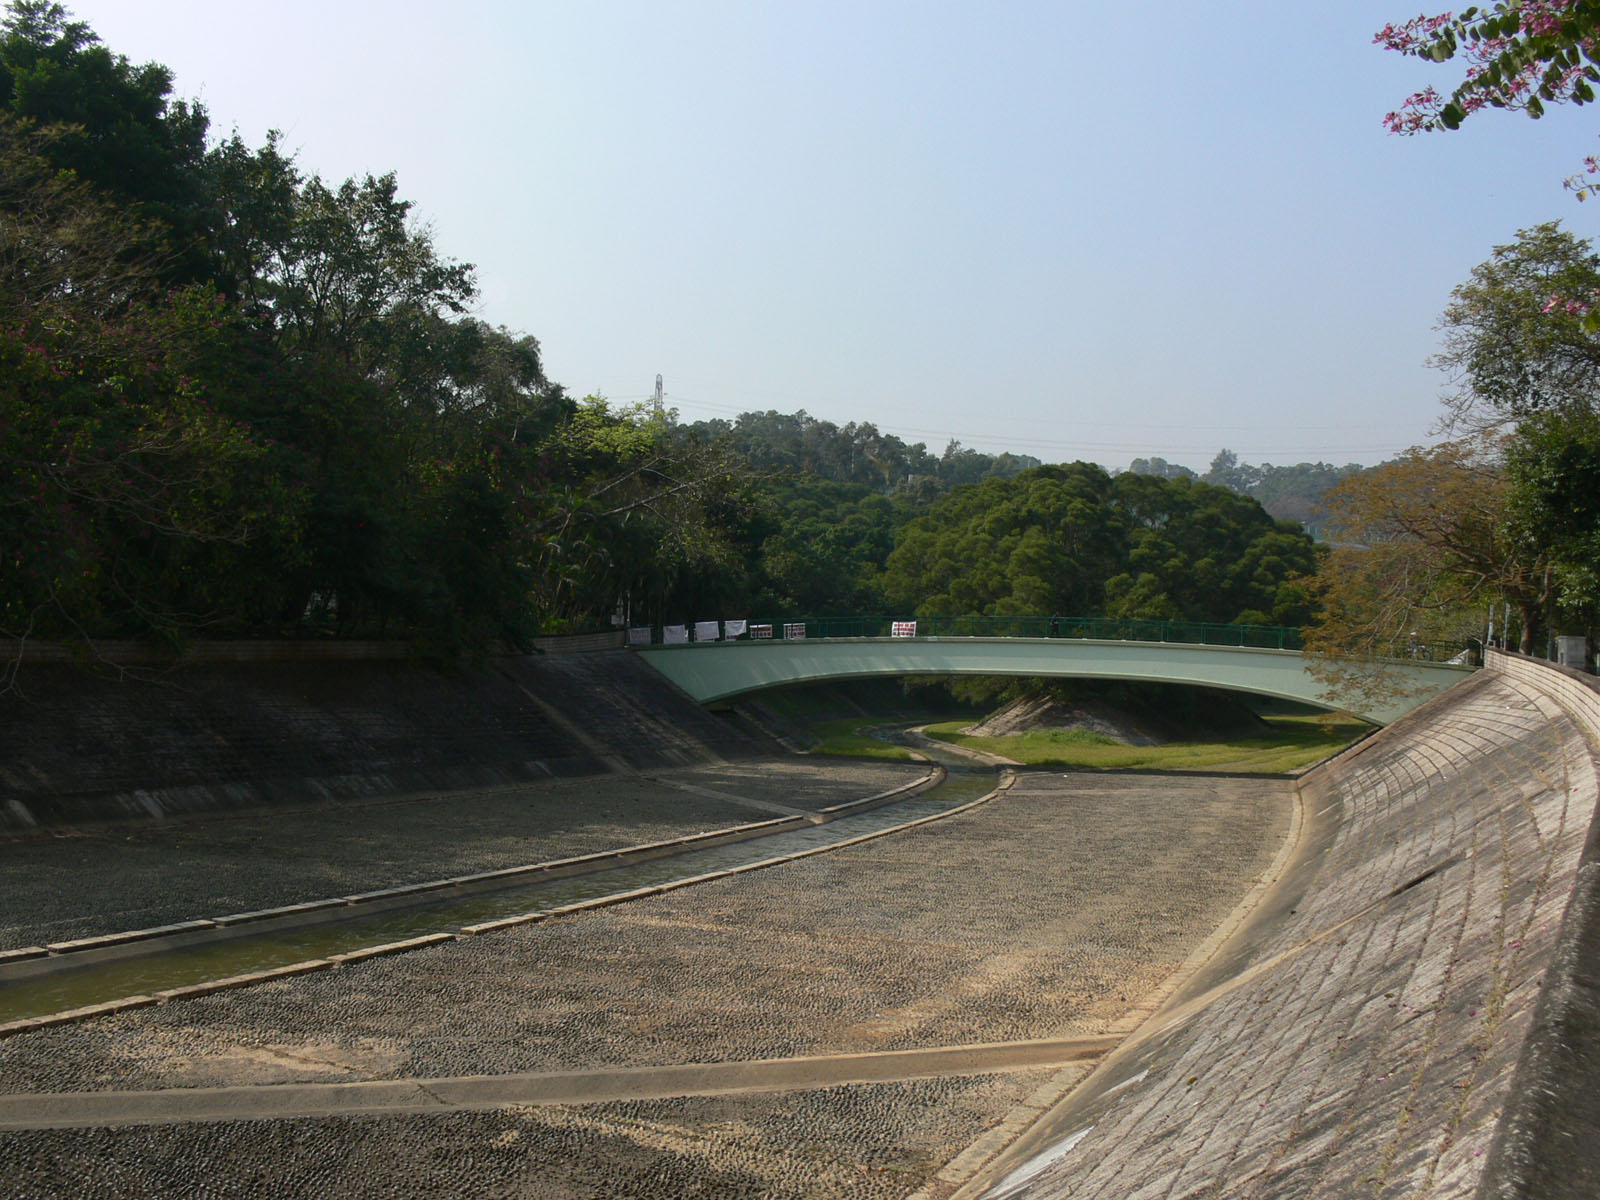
[1,754,997,1024]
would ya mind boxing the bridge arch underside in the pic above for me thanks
[635,638,1471,727]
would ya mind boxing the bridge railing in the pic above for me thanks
[807,615,1305,648]
[635,615,1307,650]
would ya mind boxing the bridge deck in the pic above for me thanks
[634,636,1474,725]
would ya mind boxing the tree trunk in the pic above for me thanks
[1518,601,1537,655]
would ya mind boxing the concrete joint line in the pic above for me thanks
[0,1037,1120,1130]
[500,672,624,771]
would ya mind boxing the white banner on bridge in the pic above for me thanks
[784,623,807,640]
[751,624,774,639]
[724,618,748,639]
[663,624,688,644]
[891,620,917,638]
[694,620,721,642]
[627,626,652,646]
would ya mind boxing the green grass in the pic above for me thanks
[807,718,919,760]
[921,712,1370,774]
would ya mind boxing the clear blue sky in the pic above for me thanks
[61,0,1600,471]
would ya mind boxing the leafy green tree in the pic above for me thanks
[884,464,1124,617]
[0,288,292,644]
[755,478,898,614]
[0,109,296,646]
[935,439,1042,488]
[1432,223,1600,428]
[1126,456,1196,481]
[511,400,768,631]
[1203,448,1260,494]
[1105,472,1317,624]
[1505,407,1600,634]
[679,409,1039,494]
[0,114,169,320]
[0,1,211,273]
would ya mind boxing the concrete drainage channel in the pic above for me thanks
[0,765,1014,1035]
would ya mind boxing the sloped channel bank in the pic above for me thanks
[0,646,777,835]
[946,651,1600,1200]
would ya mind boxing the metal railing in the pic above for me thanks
[635,615,1305,650]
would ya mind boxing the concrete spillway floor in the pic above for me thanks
[0,770,1290,1199]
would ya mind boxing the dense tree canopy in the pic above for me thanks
[1128,452,1372,537]
[1504,407,1600,629]
[881,465,1317,626]
[678,410,1041,495]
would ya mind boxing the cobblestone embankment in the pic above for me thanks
[957,654,1600,1200]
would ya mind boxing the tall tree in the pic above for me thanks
[0,1,210,272]
[1432,223,1600,428]
[1304,439,1547,673]
[1126,456,1197,481]
[1504,407,1600,632]
[0,114,169,320]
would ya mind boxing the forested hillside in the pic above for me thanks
[0,2,1320,654]
[883,464,1317,626]
[1128,452,1373,537]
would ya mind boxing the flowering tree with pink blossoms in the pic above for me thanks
[1378,2,1600,195]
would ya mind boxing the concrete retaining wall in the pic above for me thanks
[959,651,1600,1200]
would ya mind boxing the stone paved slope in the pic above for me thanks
[962,658,1600,1200]
[0,650,776,831]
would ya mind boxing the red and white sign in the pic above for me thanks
[891,620,917,638]
[783,623,807,640]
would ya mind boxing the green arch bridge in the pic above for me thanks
[631,617,1473,726]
